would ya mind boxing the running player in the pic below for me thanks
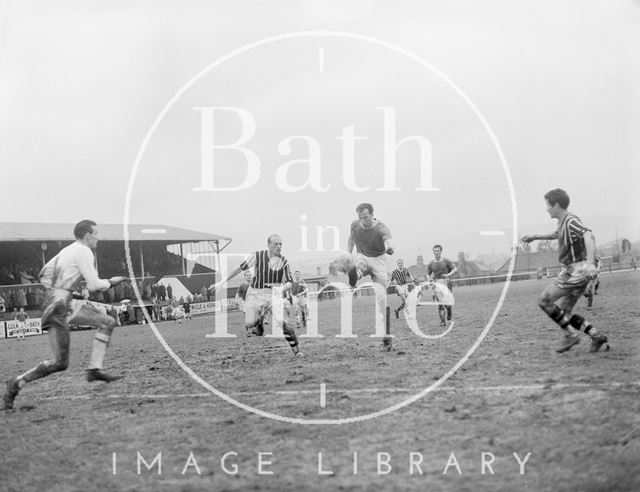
[521,188,609,353]
[427,245,457,324]
[210,234,302,356]
[290,270,308,328]
[234,270,253,313]
[3,220,127,410]
[390,259,415,319]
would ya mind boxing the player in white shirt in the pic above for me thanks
[3,220,127,410]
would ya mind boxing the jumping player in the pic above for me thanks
[427,245,457,324]
[338,203,395,329]
[521,188,609,353]
[390,259,415,319]
[345,203,394,287]
[3,220,127,410]
[210,234,303,357]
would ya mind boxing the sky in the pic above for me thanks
[1,0,638,268]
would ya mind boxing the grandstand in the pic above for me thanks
[0,222,231,318]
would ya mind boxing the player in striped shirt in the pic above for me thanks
[521,189,609,353]
[211,234,302,356]
[390,259,415,319]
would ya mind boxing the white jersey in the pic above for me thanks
[40,242,110,292]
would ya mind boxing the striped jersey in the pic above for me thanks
[557,213,591,265]
[240,250,292,289]
[391,267,413,285]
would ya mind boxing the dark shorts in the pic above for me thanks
[41,291,72,332]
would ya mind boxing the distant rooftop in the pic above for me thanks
[0,222,232,245]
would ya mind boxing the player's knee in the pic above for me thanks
[104,316,116,330]
[537,292,552,308]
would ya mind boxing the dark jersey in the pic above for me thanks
[557,213,590,265]
[236,282,250,300]
[427,259,455,280]
[350,220,392,257]
[291,280,307,297]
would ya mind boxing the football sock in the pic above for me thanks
[569,314,599,336]
[88,332,110,370]
[547,305,571,329]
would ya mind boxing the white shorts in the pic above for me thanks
[395,284,410,297]
[245,287,288,326]
[354,253,388,285]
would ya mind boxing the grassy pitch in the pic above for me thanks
[1,271,639,491]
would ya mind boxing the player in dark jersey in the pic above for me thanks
[290,270,308,328]
[235,270,253,313]
[390,259,415,319]
[521,188,609,353]
[427,245,457,325]
[210,234,302,356]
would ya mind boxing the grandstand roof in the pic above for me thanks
[0,222,232,245]
[496,250,559,273]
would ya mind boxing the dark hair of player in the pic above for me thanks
[74,220,97,239]
[544,189,570,209]
[433,244,443,251]
[356,203,374,214]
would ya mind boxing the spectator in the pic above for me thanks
[17,289,27,309]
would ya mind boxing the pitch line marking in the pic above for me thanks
[618,424,640,444]
[39,381,640,401]
[320,383,326,408]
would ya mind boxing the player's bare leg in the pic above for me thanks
[4,325,70,410]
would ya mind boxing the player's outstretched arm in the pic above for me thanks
[209,266,243,293]
[109,276,128,286]
[521,231,558,244]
